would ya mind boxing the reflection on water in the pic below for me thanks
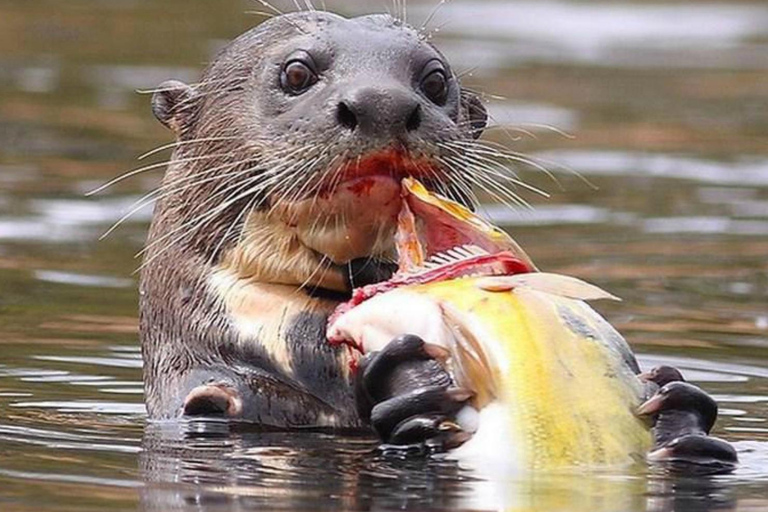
[0,0,767,510]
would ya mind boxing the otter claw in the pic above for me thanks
[438,420,463,432]
[388,415,445,445]
[425,429,472,452]
[370,385,471,439]
[384,416,471,453]
[648,435,738,475]
[648,434,737,463]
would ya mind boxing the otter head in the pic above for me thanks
[150,12,487,294]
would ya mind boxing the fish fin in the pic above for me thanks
[440,303,498,408]
[475,273,621,302]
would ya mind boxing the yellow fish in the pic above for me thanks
[328,178,652,471]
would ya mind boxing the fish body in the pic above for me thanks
[330,275,652,470]
[328,178,652,470]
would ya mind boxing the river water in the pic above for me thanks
[0,0,766,510]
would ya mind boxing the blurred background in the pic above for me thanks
[0,0,766,510]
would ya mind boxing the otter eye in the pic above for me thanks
[420,63,448,105]
[281,60,318,95]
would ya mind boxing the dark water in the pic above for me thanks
[1,0,767,510]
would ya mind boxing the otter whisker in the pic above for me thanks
[512,123,575,139]
[251,0,284,16]
[138,136,242,161]
[245,10,280,19]
[453,148,550,198]
[301,151,352,233]
[277,156,325,206]
[136,144,318,260]
[307,150,347,213]
[413,156,480,209]
[420,0,448,33]
[173,84,251,114]
[441,154,532,210]
[136,76,249,95]
[136,176,273,272]
[207,192,262,273]
[438,141,548,199]
[87,153,231,196]
[286,148,338,205]
[301,166,347,252]
[450,137,551,168]
[104,150,275,224]
[471,166,534,210]
[485,113,540,142]
[294,252,334,296]
[423,18,451,41]
[435,162,481,209]
[449,137,570,184]
[437,155,512,209]
[238,150,322,208]
[460,145,567,193]
[453,156,537,208]
[100,154,286,240]
[249,0,310,32]
[267,155,325,215]
[455,66,478,80]
[442,139,553,191]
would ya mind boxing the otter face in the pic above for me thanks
[151,12,487,291]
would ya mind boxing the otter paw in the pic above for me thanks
[182,382,243,418]
[648,434,738,469]
[354,334,473,452]
[637,372,738,473]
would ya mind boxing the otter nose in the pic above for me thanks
[336,86,421,136]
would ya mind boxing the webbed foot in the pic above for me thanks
[354,334,473,453]
[638,366,737,473]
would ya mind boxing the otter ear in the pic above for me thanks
[151,80,196,135]
[460,88,487,139]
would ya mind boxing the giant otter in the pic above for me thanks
[141,11,485,429]
[140,10,735,462]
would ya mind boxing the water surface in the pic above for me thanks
[0,0,767,510]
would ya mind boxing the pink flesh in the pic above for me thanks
[404,191,509,259]
[394,200,426,272]
[315,149,444,197]
[326,178,536,345]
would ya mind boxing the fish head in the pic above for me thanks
[328,178,537,341]
[397,177,536,271]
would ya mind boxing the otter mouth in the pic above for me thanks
[314,148,444,197]
[326,178,537,332]
[267,149,447,266]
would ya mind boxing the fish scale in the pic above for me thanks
[408,278,652,469]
